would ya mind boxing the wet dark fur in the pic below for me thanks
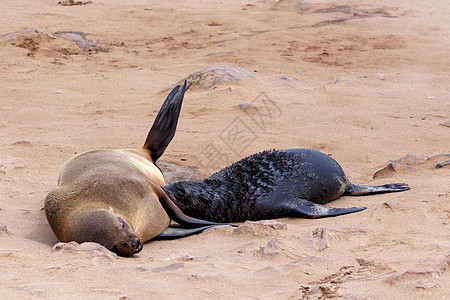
[163,149,352,222]
[163,148,410,223]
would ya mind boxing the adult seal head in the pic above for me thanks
[44,81,223,257]
[163,148,410,222]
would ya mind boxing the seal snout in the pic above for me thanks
[110,236,143,257]
[132,238,143,253]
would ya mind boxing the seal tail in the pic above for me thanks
[143,80,190,163]
[345,183,410,196]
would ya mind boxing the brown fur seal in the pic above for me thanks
[162,148,410,222]
[44,82,223,257]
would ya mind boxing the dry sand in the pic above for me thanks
[0,0,449,299]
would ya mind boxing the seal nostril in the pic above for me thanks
[131,240,144,253]
[131,239,142,252]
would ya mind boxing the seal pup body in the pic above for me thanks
[163,148,410,222]
[45,82,223,257]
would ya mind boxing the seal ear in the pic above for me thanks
[143,81,190,163]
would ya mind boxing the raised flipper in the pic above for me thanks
[154,225,217,240]
[156,185,235,228]
[143,81,190,163]
[345,183,410,196]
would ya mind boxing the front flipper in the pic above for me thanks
[143,81,190,163]
[287,199,366,218]
[256,194,366,219]
[154,225,217,240]
[345,183,410,196]
[155,185,234,228]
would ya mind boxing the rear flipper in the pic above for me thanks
[154,225,217,240]
[345,183,410,196]
[143,81,190,163]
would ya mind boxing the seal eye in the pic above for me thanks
[118,217,126,229]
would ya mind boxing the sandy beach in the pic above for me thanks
[0,0,449,299]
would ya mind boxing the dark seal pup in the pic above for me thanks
[163,148,410,222]
[44,82,223,257]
